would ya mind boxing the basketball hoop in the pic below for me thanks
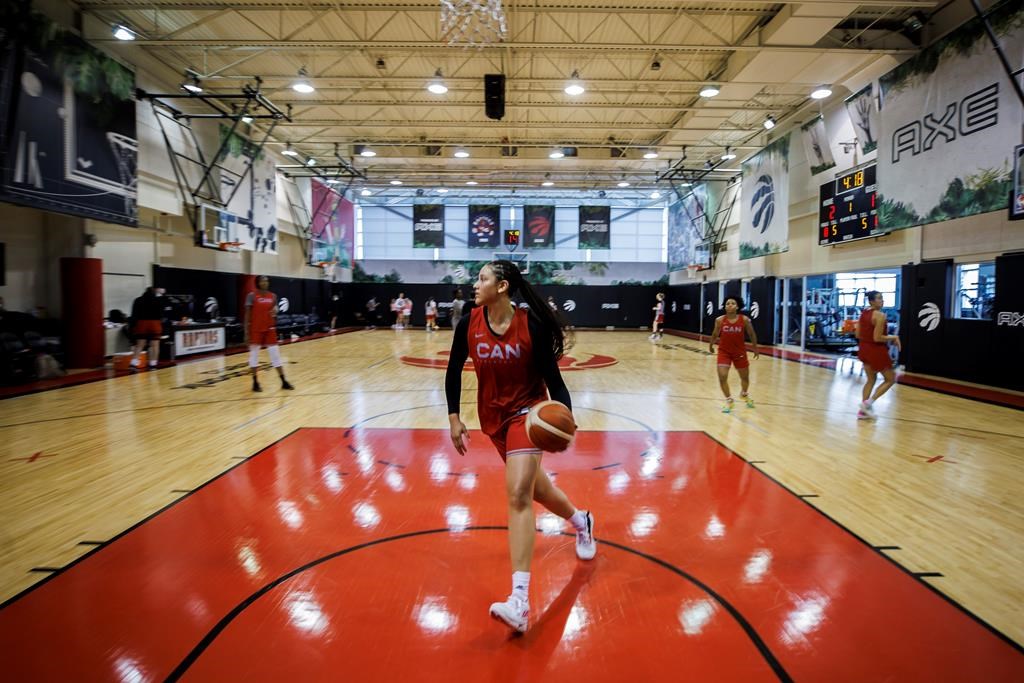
[219,241,243,253]
[686,264,700,278]
[316,260,339,281]
[441,0,508,46]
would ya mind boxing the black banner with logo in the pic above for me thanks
[900,260,951,375]
[0,7,137,226]
[994,253,1024,390]
[578,206,611,249]
[413,204,445,248]
[701,283,720,336]
[523,205,555,248]
[747,277,776,343]
[468,204,501,248]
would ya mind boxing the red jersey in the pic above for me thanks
[467,306,548,435]
[718,314,748,356]
[247,291,277,333]
[858,308,885,349]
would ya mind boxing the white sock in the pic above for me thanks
[864,399,873,407]
[512,571,530,600]
[568,509,588,532]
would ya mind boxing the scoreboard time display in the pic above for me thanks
[818,164,884,245]
[504,229,521,247]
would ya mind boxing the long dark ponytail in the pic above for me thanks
[488,259,573,359]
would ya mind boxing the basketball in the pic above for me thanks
[526,400,576,452]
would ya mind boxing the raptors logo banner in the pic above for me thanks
[523,205,555,248]
[739,133,790,260]
[468,204,500,248]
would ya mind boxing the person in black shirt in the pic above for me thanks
[129,287,163,369]
[329,294,343,330]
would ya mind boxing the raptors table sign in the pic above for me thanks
[173,324,226,358]
[819,165,884,245]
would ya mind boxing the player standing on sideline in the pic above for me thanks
[649,292,666,342]
[445,260,595,634]
[425,298,438,331]
[393,293,407,329]
[857,290,901,419]
[129,286,163,369]
[709,295,758,413]
[244,275,295,393]
[450,289,465,329]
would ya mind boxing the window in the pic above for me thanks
[835,272,898,308]
[953,262,995,319]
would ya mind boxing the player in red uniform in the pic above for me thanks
[445,260,595,633]
[709,295,759,413]
[857,290,901,419]
[649,292,665,342]
[244,275,294,393]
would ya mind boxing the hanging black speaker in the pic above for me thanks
[484,74,505,120]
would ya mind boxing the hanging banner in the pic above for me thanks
[845,83,879,155]
[1013,144,1024,221]
[801,116,836,176]
[668,183,710,271]
[739,134,790,260]
[878,2,1023,231]
[523,205,555,247]
[218,125,277,253]
[413,204,446,248]
[310,180,354,267]
[578,206,611,249]
[468,204,500,248]
[0,7,137,226]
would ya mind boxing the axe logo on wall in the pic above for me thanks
[705,301,713,316]
[563,300,576,311]
[997,312,1024,327]
[750,302,760,319]
[918,302,941,331]
[278,297,290,313]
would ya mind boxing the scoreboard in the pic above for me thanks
[818,164,885,245]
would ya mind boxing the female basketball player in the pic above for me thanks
[649,292,666,342]
[857,290,901,419]
[445,260,596,633]
[425,298,438,331]
[244,276,294,393]
[708,295,759,413]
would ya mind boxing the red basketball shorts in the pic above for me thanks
[133,320,162,340]
[250,328,279,347]
[858,344,892,371]
[717,351,749,369]
[488,412,541,461]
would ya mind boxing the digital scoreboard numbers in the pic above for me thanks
[819,164,884,245]
[504,229,521,247]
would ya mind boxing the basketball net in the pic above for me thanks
[107,132,138,216]
[441,0,508,47]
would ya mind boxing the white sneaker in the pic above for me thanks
[575,511,597,560]
[489,594,529,633]
[148,360,157,368]
[129,357,140,368]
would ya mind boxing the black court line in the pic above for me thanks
[798,494,820,499]
[874,546,902,551]
[0,427,303,612]
[702,431,1024,653]
[592,462,621,471]
[171,489,191,494]
[28,568,61,573]
[914,572,945,578]
[77,541,105,547]
[164,527,792,683]
[748,460,767,464]
[377,459,405,469]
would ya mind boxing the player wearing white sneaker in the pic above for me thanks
[446,260,595,634]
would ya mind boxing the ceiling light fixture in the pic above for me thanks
[542,181,554,187]
[390,180,403,185]
[359,146,376,157]
[437,188,449,193]
[427,68,448,95]
[292,67,315,94]
[282,144,298,157]
[643,149,659,159]
[549,149,565,159]
[810,85,832,100]
[181,72,202,93]
[112,24,136,41]
[241,115,253,124]
[361,189,372,196]
[306,157,316,166]
[453,148,470,158]
[763,115,776,130]
[650,191,662,199]
[721,147,737,160]
[699,84,720,98]
[617,181,631,188]
[564,70,585,96]
[466,180,478,185]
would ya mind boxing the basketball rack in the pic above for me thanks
[136,78,290,246]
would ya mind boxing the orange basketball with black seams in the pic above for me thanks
[525,400,576,452]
